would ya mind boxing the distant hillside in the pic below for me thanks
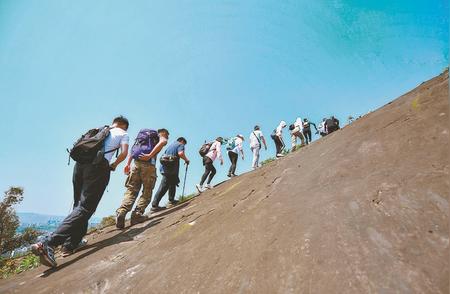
[17,212,101,233]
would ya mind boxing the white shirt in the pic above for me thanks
[103,127,129,162]
[230,137,244,154]
[206,140,223,161]
[249,130,264,148]
[294,117,303,131]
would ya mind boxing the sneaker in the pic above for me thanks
[130,212,149,225]
[166,200,179,209]
[196,184,204,193]
[227,174,232,178]
[150,206,166,213]
[231,174,237,177]
[116,212,126,229]
[276,153,285,158]
[205,184,213,189]
[31,242,57,268]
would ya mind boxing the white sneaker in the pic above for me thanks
[196,184,204,193]
[205,184,213,189]
[276,153,285,157]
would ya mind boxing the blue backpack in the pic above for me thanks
[131,129,159,160]
[225,137,236,150]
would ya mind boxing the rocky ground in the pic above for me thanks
[1,69,448,293]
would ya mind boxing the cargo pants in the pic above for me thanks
[117,160,157,215]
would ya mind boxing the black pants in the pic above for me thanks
[200,157,216,185]
[273,136,284,155]
[228,151,238,175]
[152,174,179,207]
[303,129,312,144]
[48,160,110,250]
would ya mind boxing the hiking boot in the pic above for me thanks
[61,239,88,258]
[196,184,205,193]
[166,200,179,209]
[150,206,166,213]
[116,212,126,229]
[130,211,149,225]
[31,242,57,268]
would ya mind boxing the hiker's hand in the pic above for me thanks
[185,160,190,165]
[220,159,224,165]
[110,163,117,171]
[265,146,267,150]
[138,153,151,161]
[124,164,131,175]
[241,156,244,160]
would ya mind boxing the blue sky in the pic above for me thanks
[0,0,448,218]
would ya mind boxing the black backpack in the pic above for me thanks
[199,142,212,157]
[68,126,117,164]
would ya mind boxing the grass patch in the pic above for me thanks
[0,254,40,279]
[261,157,276,166]
[178,193,196,204]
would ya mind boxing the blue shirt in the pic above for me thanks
[160,141,185,174]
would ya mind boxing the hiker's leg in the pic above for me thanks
[290,132,297,150]
[200,166,210,186]
[68,161,110,248]
[228,151,234,175]
[135,163,157,214]
[200,157,212,185]
[48,162,110,248]
[116,164,143,215]
[72,163,83,208]
[152,175,170,208]
[230,152,238,174]
[298,131,305,145]
[168,176,177,202]
[206,163,216,184]
[251,147,258,168]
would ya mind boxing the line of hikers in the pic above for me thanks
[30,115,340,268]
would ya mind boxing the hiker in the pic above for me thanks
[318,118,327,137]
[325,116,340,134]
[31,116,130,267]
[115,128,169,229]
[271,121,287,157]
[302,118,317,144]
[226,134,245,177]
[249,125,267,169]
[196,137,224,193]
[289,118,305,152]
[151,137,190,211]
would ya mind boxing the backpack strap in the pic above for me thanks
[253,132,261,146]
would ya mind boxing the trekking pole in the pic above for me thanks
[181,164,188,198]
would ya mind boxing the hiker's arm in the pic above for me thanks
[239,144,244,160]
[178,150,190,165]
[123,155,133,175]
[139,138,168,161]
[261,136,267,150]
[111,143,128,170]
[216,143,224,165]
[311,122,318,131]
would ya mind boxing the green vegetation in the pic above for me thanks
[261,157,276,165]
[0,254,40,279]
[87,215,116,234]
[0,187,24,254]
[178,193,196,204]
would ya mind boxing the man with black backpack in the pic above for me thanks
[325,116,340,134]
[31,116,130,268]
[151,137,190,211]
[115,128,169,229]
